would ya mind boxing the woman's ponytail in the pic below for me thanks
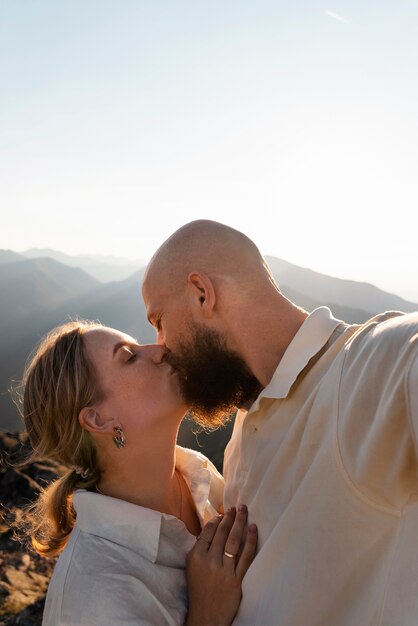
[16,320,103,557]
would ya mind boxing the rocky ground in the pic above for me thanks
[0,433,61,625]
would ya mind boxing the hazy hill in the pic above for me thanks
[0,258,100,331]
[279,286,375,325]
[0,251,24,265]
[22,249,145,283]
[267,256,418,315]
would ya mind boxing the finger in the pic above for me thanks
[208,507,236,556]
[235,524,258,580]
[223,504,248,564]
[195,514,223,553]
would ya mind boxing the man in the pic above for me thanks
[142,220,418,626]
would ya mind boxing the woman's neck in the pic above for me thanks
[96,430,201,535]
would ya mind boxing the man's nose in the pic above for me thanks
[156,328,166,347]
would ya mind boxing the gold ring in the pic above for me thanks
[224,551,236,558]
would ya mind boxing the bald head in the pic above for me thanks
[144,219,274,293]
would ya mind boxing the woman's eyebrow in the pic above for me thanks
[112,339,140,358]
[112,341,129,358]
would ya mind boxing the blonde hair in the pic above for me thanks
[18,319,103,557]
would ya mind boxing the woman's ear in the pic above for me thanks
[187,271,216,318]
[79,407,113,434]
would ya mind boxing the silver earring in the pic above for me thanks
[113,426,126,449]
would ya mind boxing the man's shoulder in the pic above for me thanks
[351,310,417,340]
[344,310,418,365]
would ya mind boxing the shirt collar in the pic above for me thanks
[73,445,218,563]
[251,306,343,409]
[175,445,217,522]
[73,490,164,563]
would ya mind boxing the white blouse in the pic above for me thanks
[42,446,224,626]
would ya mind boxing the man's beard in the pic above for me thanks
[165,322,262,429]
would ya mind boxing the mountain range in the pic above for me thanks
[0,248,417,442]
[6,249,146,283]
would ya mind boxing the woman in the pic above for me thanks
[20,319,257,626]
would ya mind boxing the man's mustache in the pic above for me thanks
[162,350,186,377]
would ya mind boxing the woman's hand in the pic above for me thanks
[185,505,257,626]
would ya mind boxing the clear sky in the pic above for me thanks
[1,1,417,300]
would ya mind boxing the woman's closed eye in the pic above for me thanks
[121,346,138,362]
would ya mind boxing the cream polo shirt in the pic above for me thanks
[42,446,224,626]
[224,306,418,626]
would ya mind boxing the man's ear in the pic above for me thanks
[79,407,114,434]
[187,271,216,318]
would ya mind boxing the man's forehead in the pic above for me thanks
[143,276,168,300]
[143,280,175,317]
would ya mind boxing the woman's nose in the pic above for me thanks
[141,344,167,363]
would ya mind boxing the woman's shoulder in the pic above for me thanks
[72,489,164,559]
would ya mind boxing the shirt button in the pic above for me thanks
[249,424,258,434]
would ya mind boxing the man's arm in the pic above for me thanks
[407,351,418,450]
